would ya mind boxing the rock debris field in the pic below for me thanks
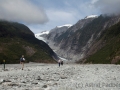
[0,63,120,90]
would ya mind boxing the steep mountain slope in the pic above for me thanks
[0,21,58,64]
[38,15,120,63]
[57,15,120,62]
[40,15,99,61]
[35,24,72,52]
[84,21,120,64]
[47,24,72,41]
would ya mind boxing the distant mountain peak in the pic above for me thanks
[57,24,72,28]
[35,31,49,36]
[84,15,98,19]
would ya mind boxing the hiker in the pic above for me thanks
[20,55,25,70]
[61,60,63,65]
[58,59,61,67]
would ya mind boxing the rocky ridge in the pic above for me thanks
[36,15,120,63]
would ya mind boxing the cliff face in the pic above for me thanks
[47,25,71,41]
[59,15,120,62]
[0,21,58,64]
[40,15,120,63]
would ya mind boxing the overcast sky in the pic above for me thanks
[0,0,120,33]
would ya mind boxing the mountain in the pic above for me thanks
[35,31,49,42]
[0,20,58,64]
[36,16,98,61]
[36,15,120,64]
[35,24,72,50]
[57,15,120,62]
[84,20,120,64]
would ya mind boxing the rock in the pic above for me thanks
[4,69,9,71]
[3,79,11,82]
[53,73,60,75]
[21,81,26,83]
[53,83,57,85]
[28,69,31,71]
[32,82,38,85]
[8,83,19,86]
[60,76,67,79]
[36,76,42,80]
[95,68,98,71]
[0,79,3,84]
[42,85,47,88]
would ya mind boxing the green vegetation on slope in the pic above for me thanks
[86,21,120,64]
[0,21,56,64]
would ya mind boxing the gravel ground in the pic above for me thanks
[0,63,120,90]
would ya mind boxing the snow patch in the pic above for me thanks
[85,15,98,19]
[57,24,72,28]
[35,31,49,42]
[35,31,49,36]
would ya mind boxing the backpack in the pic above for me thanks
[20,57,23,61]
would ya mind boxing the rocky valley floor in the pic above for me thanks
[0,63,120,90]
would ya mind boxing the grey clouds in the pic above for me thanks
[94,0,120,15]
[0,0,48,24]
[0,0,120,27]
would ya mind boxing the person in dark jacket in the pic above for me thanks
[20,55,25,70]
[61,60,63,65]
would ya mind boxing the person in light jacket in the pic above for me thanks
[58,60,61,67]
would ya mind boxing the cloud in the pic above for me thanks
[0,0,48,24]
[46,9,76,29]
[46,9,78,25]
[94,0,120,15]
[28,8,80,33]
[91,0,99,4]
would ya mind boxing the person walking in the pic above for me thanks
[20,55,25,70]
[61,60,63,66]
[58,59,61,67]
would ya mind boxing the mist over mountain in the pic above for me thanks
[94,0,120,15]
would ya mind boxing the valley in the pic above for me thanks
[35,15,120,64]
